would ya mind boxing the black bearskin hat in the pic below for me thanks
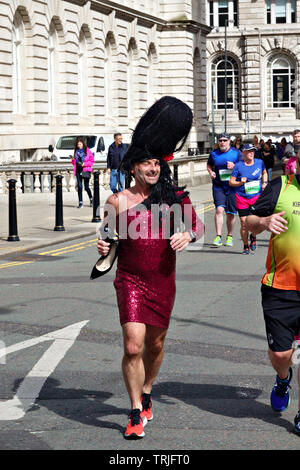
[119,96,193,207]
[119,95,193,172]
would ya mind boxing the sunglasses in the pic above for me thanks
[219,139,229,142]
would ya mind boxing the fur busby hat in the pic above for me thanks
[119,96,193,207]
[119,96,193,173]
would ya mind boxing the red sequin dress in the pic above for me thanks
[114,194,204,329]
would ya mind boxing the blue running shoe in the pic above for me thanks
[294,411,300,435]
[243,245,250,255]
[250,233,256,251]
[270,367,293,412]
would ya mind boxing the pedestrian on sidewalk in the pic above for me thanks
[207,132,243,248]
[285,150,298,175]
[246,156,300,435]
[229,143,268,254]
[262,141,275,182]
[72,137,94,208]
[107,133,127,193]
[97,96,205,440]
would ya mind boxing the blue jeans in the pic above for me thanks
[76,173,92,203]
[110,169,125,193]
[267,168,272,182]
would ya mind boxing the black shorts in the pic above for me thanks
[261,285,300,352]
[237,207,251,217]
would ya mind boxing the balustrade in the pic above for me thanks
[0,154,209,194]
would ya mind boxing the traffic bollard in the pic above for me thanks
[92,170,101,223]
[54,174,65,231]
[7,179,20,241]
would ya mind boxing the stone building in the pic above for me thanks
[206,0,300,143]
[0,0,210,164]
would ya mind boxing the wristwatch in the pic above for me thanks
[189,231,197,243]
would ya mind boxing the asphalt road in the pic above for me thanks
[0,200,300,451]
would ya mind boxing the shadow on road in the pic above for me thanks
[152,381,294,433]
[15,377,127,436]
[17,377,294,437]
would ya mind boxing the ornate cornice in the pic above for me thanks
[63,0,211,33]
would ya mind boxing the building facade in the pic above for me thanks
[206,0,300,143]
[0,0,210,164]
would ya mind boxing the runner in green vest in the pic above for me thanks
[246,159,300,435]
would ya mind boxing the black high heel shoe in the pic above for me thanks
[90,231,119,279]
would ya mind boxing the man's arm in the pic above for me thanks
[207,154,216,180]
[246,212,288,236]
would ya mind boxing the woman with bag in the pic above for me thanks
[72,137,94,208]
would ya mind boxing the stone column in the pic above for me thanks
[68,171,76,192]
[24,172,32,193]
[33,172,41,193]
[42,172,50,193]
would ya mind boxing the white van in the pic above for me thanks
[48,135,112,163]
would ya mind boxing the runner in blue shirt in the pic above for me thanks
[207,132,243,247]
[229,143,268,254]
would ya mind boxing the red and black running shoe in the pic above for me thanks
[141,393,153,423]
[124,409,147,439]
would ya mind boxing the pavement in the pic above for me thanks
[0,184,213,260]
[1,166,299,451]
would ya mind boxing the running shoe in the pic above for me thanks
[124,409,147,439]
[294,411,300,435]
[250,233,256,251]
[141,393,153,423]
[78,202,83,209]
[212,235,222,247]
[243,245,250,255]
[270,367,293,412]
[89,198,93,207]
[224,235,233,247]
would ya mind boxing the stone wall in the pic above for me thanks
[0,0,210,163]
[206,0,300,141]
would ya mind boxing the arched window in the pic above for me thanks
[127,39,137,119]
[267,55,295,108]
[104,35,113,118]
[48,23,58,115]
[211,55,239,110]
[78,29,88,117]
[12,12,23,114]
[127,47,134,118]
[193,48,201,123]
[147,44,156,107]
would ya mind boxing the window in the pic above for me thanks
[127,39,137,119]
[267,55,295,108]
[104,39,112,118]
[211,56,239,110]
[266,0,296,24]
[12,14,23,114]
[78,31,88,117]
[48,23,58,115]
[209,1,238,27]
[147,45,156,107]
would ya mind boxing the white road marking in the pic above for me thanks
[0,320,89,421]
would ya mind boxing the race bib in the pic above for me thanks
[244,180,261,195]
[219,169,232,181]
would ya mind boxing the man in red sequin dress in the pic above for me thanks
[97,97,205,439]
